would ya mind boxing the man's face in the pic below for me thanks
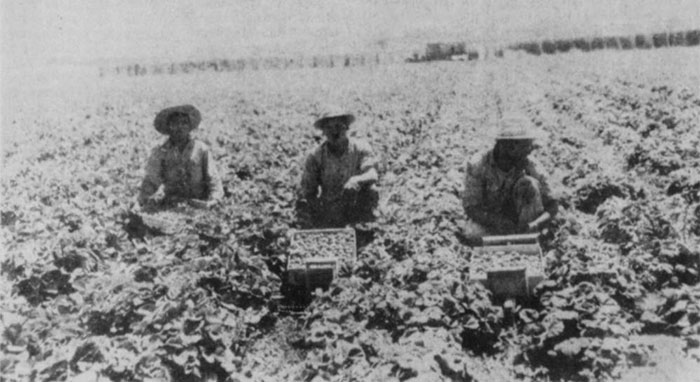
[500,139,534,161]
[168,114,191,142]
[320,118,349,147]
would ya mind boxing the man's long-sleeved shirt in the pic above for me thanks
[139,139,223,204]
[462,149,553,218]
[299,138,378,204]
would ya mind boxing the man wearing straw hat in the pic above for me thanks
[462,113,558,236]
[138,105,223,208]
[297,105,379,228]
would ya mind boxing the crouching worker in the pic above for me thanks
[138,105,223,209]
[296,106,379,228]
[462,113,558,238]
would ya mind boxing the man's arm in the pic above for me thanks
[202,148,224,202]
[347,167,378,187]
[528,158,559,218]
[346,141,379,188]
[138,148,164,205]
[542,199,558,219]
[298,153,320,202]
[295,153,321,225]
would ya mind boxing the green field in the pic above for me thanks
[2,48,700,381]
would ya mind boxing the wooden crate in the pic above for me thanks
[286,258,336,290]
[469,242,544,298]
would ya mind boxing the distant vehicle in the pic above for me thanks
[425,42,466,60]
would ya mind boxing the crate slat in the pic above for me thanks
[473,244,542,255]
[481,233,540,246]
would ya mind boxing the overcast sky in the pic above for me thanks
[2,0,699,69]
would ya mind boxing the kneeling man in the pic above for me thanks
[297,106,379,228]
[138,105,223,209]
[462,113,558,236]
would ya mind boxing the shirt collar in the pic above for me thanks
[161,138,195,152]
[323,139,351,157]
[486,148,529,176]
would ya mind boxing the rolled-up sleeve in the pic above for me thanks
[203,149,223,202]
[357,141,378,173]
[462,159,484,213]
[527,158,555,205]
[139,147,163,204]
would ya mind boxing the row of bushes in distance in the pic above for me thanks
[511,29,700,56]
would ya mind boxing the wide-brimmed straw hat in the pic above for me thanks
[154,105,202,135]
[491,113,545,140]
[313,104,355,129]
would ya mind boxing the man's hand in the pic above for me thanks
[522,212,551,233]
[343,177,362,192]
[188,199,215,209]
[519,221,537,233]
[145,190,166,207]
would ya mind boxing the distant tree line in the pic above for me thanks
[509,29,700,56]
[406,29,699,63]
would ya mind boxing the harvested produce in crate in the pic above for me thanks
[288,229,356,267]
[470,251,544,278]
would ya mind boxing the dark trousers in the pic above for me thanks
[464,176,544,236]
[297,185,379,228]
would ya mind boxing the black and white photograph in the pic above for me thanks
[1,0,699,381]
